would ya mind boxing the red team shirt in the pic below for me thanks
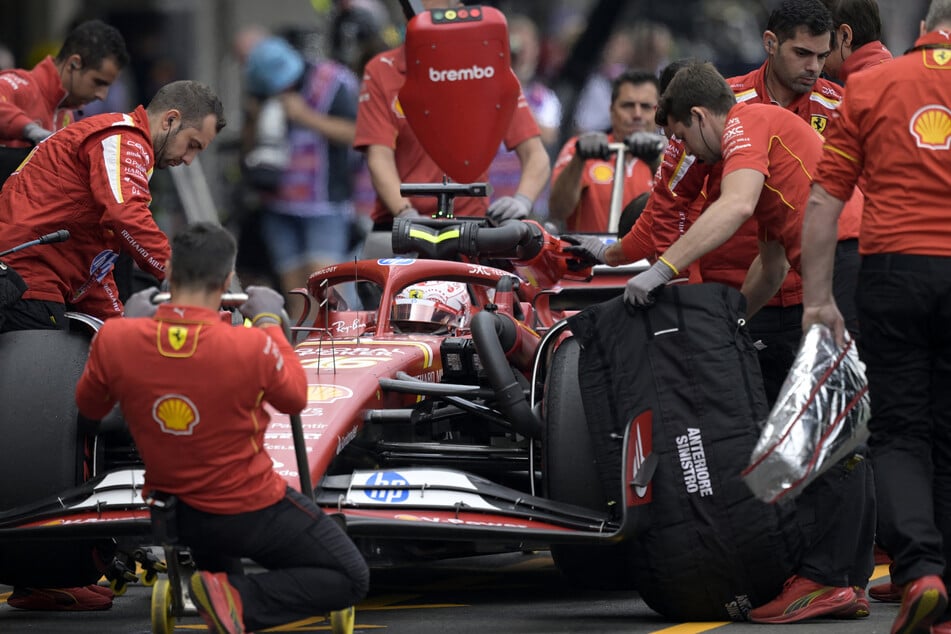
[816,31,951,256]
[0,106,169,318]
[718,101,825,273]
[75,304,307,514]
[551,132,655,232]
[354,45,541,223]
[0,57,74,147]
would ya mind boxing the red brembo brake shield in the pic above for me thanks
[399,5,519,183]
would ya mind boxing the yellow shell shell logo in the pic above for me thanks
[910,105,951,150]
[590,164,614,184]
[152,395,200,435]
[308,384,354,403]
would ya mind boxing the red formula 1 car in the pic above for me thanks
[0,217,647,604]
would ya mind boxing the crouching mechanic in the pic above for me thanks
[75,222,369,633]
[0,80,224,332]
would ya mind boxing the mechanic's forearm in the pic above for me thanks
[801,184,845,307]
[603,243,629,267]
[291,110,356,146]
[548,157,584,221]
[741,252,788,317]
[366,145,412,217]
[513,136,550,203]
[660,195,754,274]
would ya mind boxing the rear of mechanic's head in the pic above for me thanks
[767,0,834,43]
[827,0,883,47]
[658,62,735,126]
[170,223,237,293]
[925,0,951,31]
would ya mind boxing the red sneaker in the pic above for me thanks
[891,575,947,634]
[6,585,113,611]
[188,571,245,634]
[870,581,903,603]
[749,575,857,624]
[835,586,870,618]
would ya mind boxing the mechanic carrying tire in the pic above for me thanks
[75,222,369,634]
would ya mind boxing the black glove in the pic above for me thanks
[575,132,610,161]
[624,132,667,162]
[487,194,532,225]
[562,234,608,265]
[239,285,285,325]
[0,261,26,308]
[123,286,160,318]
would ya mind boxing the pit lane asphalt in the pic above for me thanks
[0,552,900,633]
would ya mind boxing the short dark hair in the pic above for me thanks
[170,223,237,292]
[56,19,129,70]
[610,69,660,105]
[767,0,834,43]
[655,58,702,127]
[658,62,736,125]
[829,0,883,47]
[147,80,227,133]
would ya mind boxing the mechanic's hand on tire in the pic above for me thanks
[123,286,160,318]
[487,194,532,225]
[624,131,667,162]
[239,286,285,326]
[624,260,676,306]
[562,234,608,265]
[575,132,610,161]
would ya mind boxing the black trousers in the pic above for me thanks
[176,487,370,632]
[749,302,875,587]
[833,238,861,339]
[857,253,951,588]
[0,298,67,333]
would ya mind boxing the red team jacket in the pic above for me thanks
[75,304,308,514]
[0,106,169,318]
[0,57,74,147]
[354,45,541,223]
[816,31,951,257]
[551,132,654,232]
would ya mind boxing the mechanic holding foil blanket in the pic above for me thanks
[76,222,369,634]
[624,61,875,623]
[0,80,224,333]
[801,1,951,631]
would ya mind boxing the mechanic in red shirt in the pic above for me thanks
[0,80,224,333]
[626,61,870,624]
[75,222,369,634]
[549,69,663,233]
[0,20,128,185]
[353,0,550,230]
[801,6,951,632]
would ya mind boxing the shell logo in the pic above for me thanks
[392,96,405,119]
[308,384,354,403]
[152,395,200,435]
[589,163,614,184]
[910,105,951,150]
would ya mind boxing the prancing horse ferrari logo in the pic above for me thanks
[168,325,188,351]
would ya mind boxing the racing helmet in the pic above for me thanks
[392,281,471,328]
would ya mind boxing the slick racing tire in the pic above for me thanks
[0,328,106,587]
[543,337,636,590]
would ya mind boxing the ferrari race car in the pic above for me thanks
[0,216,647,602]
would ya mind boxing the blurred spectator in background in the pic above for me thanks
[242,35,361,321]
[0,19,128,187]
[550,69,662,233]
[572,28,635,133]
[0,43,14,70]
[821,0,892,83]
[330,0,391,76]
[487,14,563,220]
